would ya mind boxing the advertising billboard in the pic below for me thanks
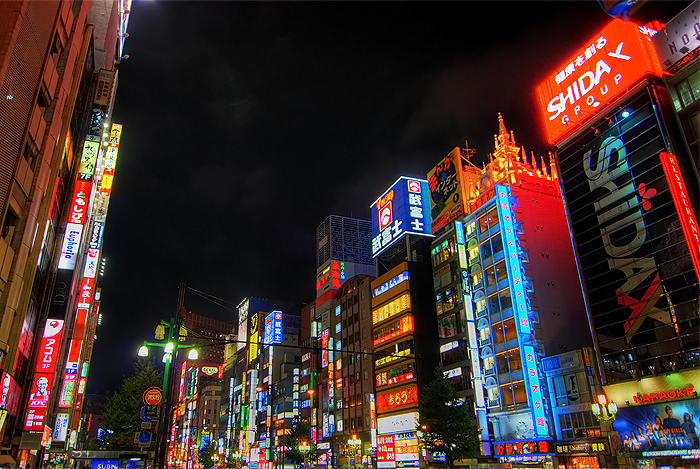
[36,320,64,374]
[555,89,699,378]
[427,148,465,233]
[370,177,433,258]
[263,311,283,348]
[57,223,83,270]
[377,385,419,412]
[24,373,54,431]
[614,399,699,451]
[537,18,662,144]
[100,123,122,197]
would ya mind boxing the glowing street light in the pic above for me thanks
[591,394,618,422]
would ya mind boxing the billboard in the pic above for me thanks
[36,320,64,374]
[377,385,419,413]
[263,311,283,348]
[24,373,54,431]
[555,89,699,377]
[537,18,662,144]
[100,123,122,197]
[57,223,83,270]
[614,399,699,451]
[427,148,465,233]
[370,177,433,258]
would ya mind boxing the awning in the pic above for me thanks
[0,454,16,464]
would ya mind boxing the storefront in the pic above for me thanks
[604,369,700,469]
[553,440,608,469]
[491,439,554,469]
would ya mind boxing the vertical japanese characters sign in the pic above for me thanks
[100,123,122,196]
[660,152,700,276]
[24,320,64,431]
[370,177,433,258]
[263,311,283,348]
[522,345,548,437]
[427,148,465,233]
[537,18,662,144]
[494,185,531,335]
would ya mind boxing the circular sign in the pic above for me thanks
[138,431,152,443]
[142,387,162,406]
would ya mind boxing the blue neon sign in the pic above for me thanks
[263,311,283,348]
[370,177,433,258]
[523,344,548,436]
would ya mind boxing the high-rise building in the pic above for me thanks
[535,11,700,469]
[0,1,130,465]
[369,176,439,469]
[427,117,591,465]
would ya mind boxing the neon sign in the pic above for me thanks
[633,385,696,404]
[263,311,283,348]
[377,385,419,412]
[373,271,409,298]
[372,293,410,325]
[537,18,662,144]
[660,152,700,276]
[523,345,548,437]
[373,316,414,347]
[493,439,551,457]
[371,177,433,258]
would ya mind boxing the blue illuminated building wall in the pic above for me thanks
[458,181,591,454]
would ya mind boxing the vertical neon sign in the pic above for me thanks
[454,220,484,407]
[495,186,531,335]
[523,345,548,436]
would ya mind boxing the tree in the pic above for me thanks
[283,419,317,468]
[199,441,217,469]
[417,368,480,468]
[88,358,163,451]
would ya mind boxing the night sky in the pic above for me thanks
[87,1,614,394]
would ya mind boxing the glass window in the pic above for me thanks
[485,265,496,287]
[491,233,503,254]
[513,380,527,405]
[488,293,500,314]
[475,298,487,314]
[478,215,488,234]
[499,288,512,311]
[508,348,522,372]
[500,383,515,409]
[469,246,480,261]
[487,209,499,229]
[493,322,505,343]
[483,356,495,373]
[466,222,476,237]
[496,352,509,374]
[481,239,493,259]
[503,317,517,341]
[472,271,483,287]
[495,260,507,283]
[479,326,491,342]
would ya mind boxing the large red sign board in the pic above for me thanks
[536,19,662,144]
[376,384,419,412]
[143,387,163,406]
[376,434,395,462]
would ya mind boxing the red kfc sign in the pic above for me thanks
[537,18,662,144]
[24,373,54,431]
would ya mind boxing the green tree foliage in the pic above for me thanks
[417,368,480,467]
[89,358,163,451]
[199,441,217,469]
[283,419,317,468]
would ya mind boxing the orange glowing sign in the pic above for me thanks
[537,19,662,144]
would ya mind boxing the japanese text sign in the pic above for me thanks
[427,148,465,233]
[371,177,433,258]
[493,439,551,457]
[537,18,662,144]
[36,320,64,374]
[377,385,419,412]
[522,345,548,437]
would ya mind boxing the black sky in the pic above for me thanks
[87,1,615,394]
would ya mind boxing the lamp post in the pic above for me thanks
[348,434,361,467]
[591,394,618,469]
[138,318,199,468]
[299,440,311,468]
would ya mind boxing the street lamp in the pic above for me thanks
[348,434,361,466]
[591,394,618,422]
[138,319,199,468]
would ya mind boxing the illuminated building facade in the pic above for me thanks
[301,215,376,467]
[0,1,131,465]
[537,16,700,386]
[369,175,439,469]
[327,275,375,468]
[427,117,592,467]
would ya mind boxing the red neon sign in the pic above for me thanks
[537,19,662,144]
[660,152,700,277]
[36,320,64,374]
[376,384,418,412]
[69,180,92,225]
